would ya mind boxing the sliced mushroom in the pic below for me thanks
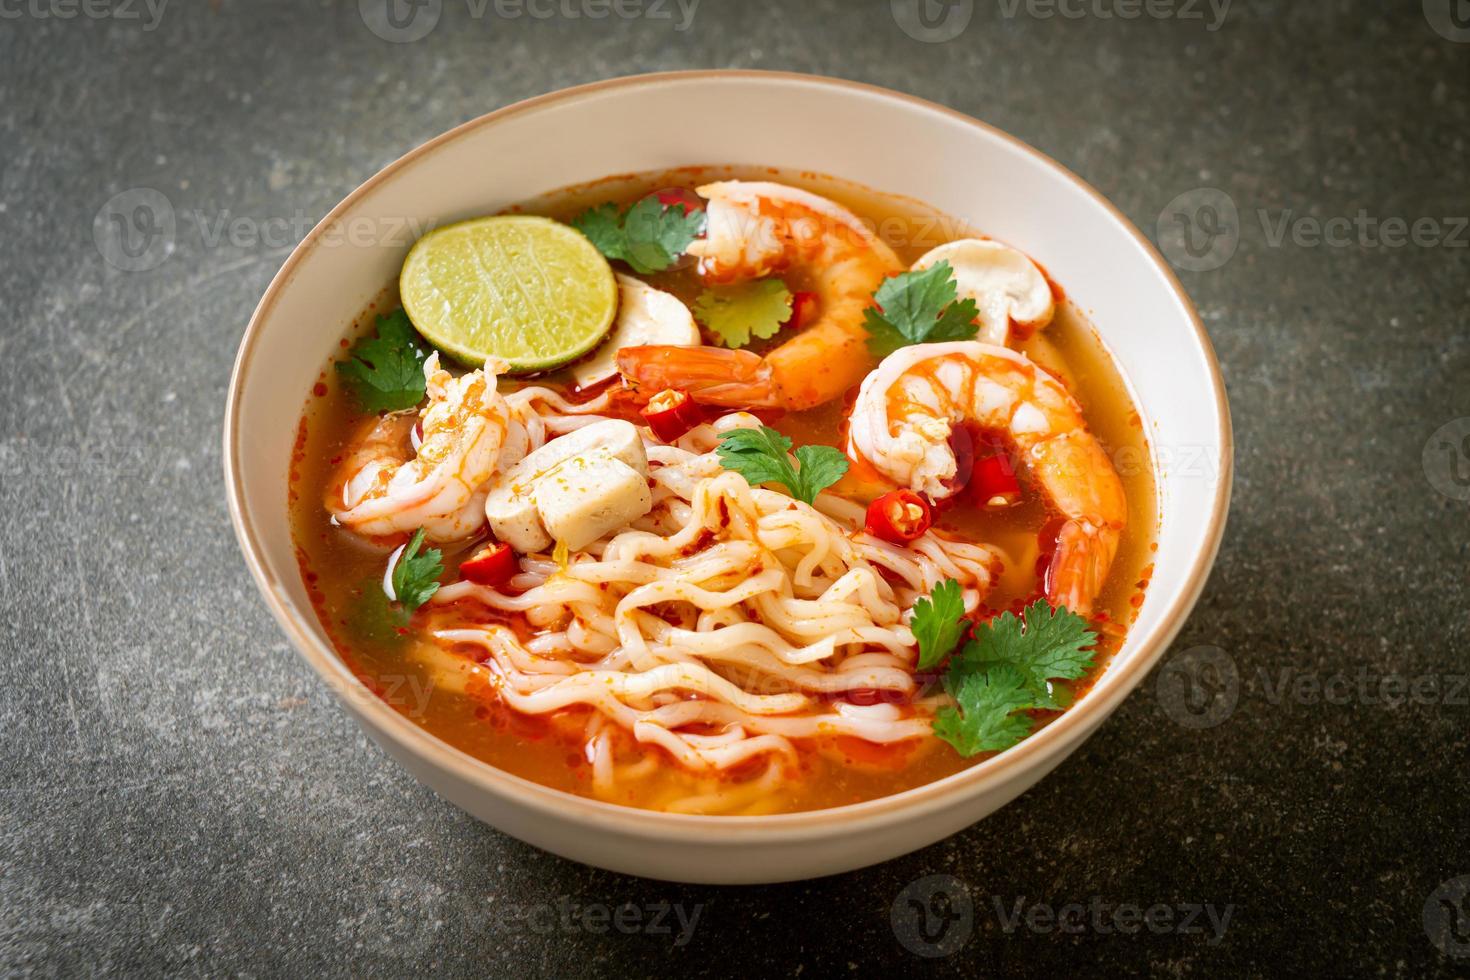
[912,239,1054,347]
[570,274,700,389]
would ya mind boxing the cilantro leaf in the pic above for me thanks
[863,261,980,356]
[621,197,706,273]
[390,528,443,612]
[791,445,851,503]
[347,576,410,649]
[335,309,429,412]
[716,425,796,487]
[932,601,1096,756]
[928,298,984,340]
[571,197,705,275]
[693,279,793,348]
[715,426,849,505]
[569,203,625,258]
[933,663,1036,755]
[954,600,1096,706]
[911,578,969,670]
[860,313,908,356]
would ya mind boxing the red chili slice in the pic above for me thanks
[865,489,933,544]
[972,433,1022,510]
[649,187,705,216]
[460,542,517,588]
[640,388,706,443]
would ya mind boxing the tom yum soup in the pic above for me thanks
[290,167,1156,815]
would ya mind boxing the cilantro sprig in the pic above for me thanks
[909,579,1098,757]
[934,664,1037,755]
[862,261,979,356]
[715,426,849,505]
[693,279,793,349]
[912,578,969,670]
[389,528,444,613]
[571,197,705,275]
[335,309,429,413]
[952,600,1096,711]
[347,576,410,647]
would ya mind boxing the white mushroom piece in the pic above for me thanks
[911,239,1054,347]
[570,273,701,389]
[484,419,652,553]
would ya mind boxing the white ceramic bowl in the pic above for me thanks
[225,71,1231,884]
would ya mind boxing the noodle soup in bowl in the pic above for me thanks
[225,71,1231,883]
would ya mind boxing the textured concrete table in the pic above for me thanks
[3,1,1467,975]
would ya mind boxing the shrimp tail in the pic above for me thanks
[617,345,782,409]
[1045,519,1120,617]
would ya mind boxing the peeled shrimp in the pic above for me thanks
[329,354,511,541]
[846,342,1126,615]
[617,180,902,410]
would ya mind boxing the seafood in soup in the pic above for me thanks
[290,167,1156,815]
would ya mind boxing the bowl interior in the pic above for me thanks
[227,71,1229,823]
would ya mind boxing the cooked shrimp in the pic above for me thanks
[329,354,511,541]
[617,180,902,410]
[846,342,1126,615]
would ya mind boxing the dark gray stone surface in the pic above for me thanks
[2,0,1467,975]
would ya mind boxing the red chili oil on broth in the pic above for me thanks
[289,166,1157,814]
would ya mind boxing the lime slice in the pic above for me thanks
[400,215,617,373]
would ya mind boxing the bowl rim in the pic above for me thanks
[224,69,1233,842]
